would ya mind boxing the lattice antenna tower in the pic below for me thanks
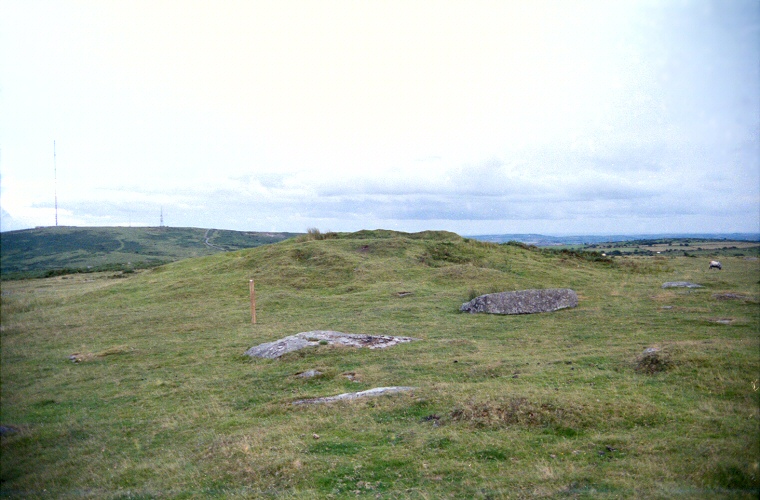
[54,141,58,226]
[160,207,164,227]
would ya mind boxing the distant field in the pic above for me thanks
[583,238,760,257]
[1,230,758,497]
[0,226,299,279]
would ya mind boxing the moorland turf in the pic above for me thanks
[1,230,758,498]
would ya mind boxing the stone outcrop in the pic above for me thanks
[245,330,418,359]
[661,282,703,289]
[292,386,415,405]
[460,289,578,315]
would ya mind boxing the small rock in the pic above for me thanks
[0,425,20,436]
[712,293,746,301]
[312,433,320,440]
[296,369,323,379]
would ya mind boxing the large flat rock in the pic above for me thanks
[245,330,418,359]
[460,289,578,315]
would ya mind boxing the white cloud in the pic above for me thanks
[1,0,758,234]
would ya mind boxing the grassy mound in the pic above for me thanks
[1,231,758,497]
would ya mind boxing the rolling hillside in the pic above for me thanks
[1,230,758,497]
[0,226,299,278]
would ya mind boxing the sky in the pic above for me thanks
[1,0,758,235]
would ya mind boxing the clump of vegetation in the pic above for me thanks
[298,228,339,241]
[504,240,536,250]
[634,347,672,374]
[450,397,581,429]
[503,241,613,264]
[541,247,613,264]
[615,257,672,274]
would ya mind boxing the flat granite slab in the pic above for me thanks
[245,330,418,359]
[460,288,578,315]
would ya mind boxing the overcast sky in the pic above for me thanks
[1,0,758,235]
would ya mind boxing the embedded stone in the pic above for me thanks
[292,386,415,405]
[245,330,418,359]
[661,282,703,289]
[459,289,578,315]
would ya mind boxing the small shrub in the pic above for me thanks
[291,248,312,262]
[299,228,339,241]
[504,241,536,250]
[634,347,672,374]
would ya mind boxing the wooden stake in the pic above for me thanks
[249,279,257,324]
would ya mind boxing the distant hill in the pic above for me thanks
[0,226,299,279]
[469,233,760,246]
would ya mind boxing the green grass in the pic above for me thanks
[1,231,758,498]
[0,226,299,279]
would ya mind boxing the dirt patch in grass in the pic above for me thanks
[68,345,133,363]
[712,292,758,304]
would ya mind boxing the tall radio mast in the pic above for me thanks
[54,141,58,226]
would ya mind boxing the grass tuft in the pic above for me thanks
[634,346,672,374]
[450,397,582,429]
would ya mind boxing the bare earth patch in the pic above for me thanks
[69,345,133,363]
